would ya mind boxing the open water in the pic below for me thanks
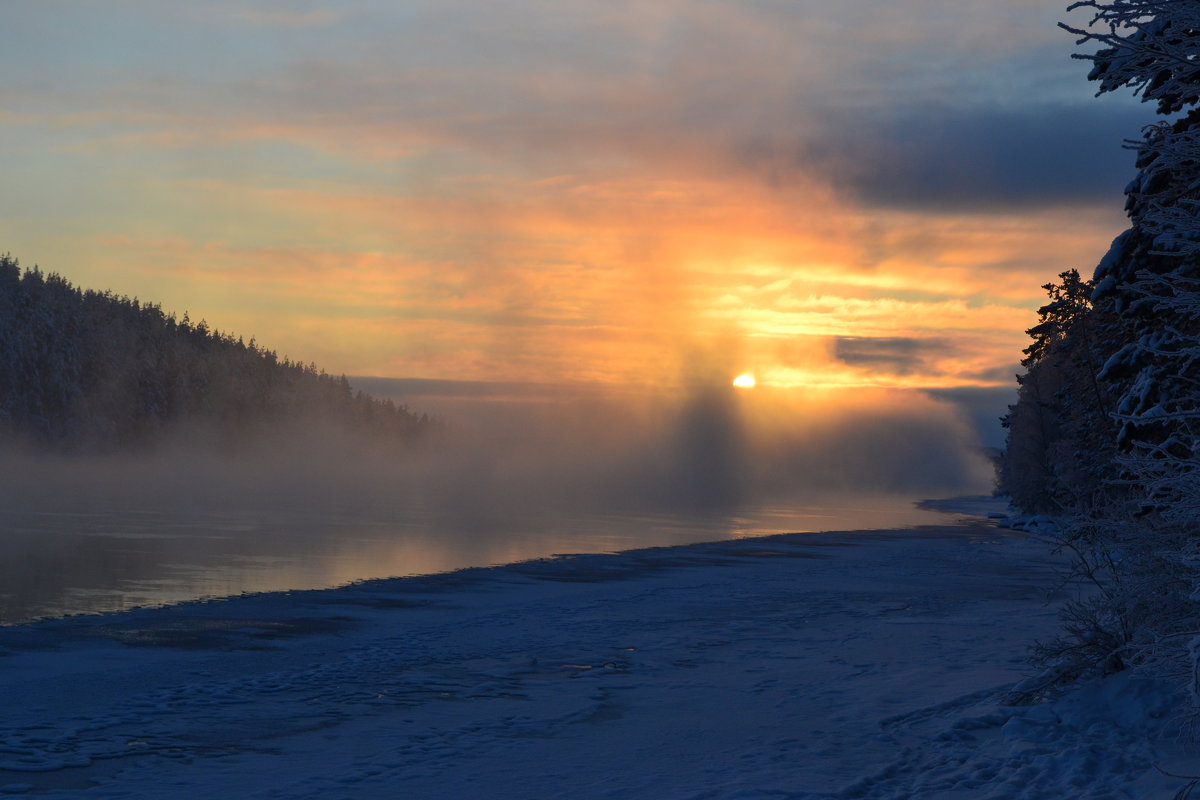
[0,495,960,624]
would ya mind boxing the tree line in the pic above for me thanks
[1002,0,1200,708]
[0,256,433,452]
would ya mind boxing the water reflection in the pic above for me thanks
[0,496,954,625]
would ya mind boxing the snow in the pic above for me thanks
[0,500,1194,798]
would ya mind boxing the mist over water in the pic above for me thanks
[0,381,993,624]
[384,380,994,514]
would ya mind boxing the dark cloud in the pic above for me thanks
[803,103,1147,211]
[961,363,1025,386]
[833,336,943,375]
[4,1,1147,221]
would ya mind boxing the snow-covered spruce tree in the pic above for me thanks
[1002,269,1117,514]
[1051,0,1200,706]
[1002,268,1134,691]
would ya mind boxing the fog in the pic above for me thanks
[1,381,994,523]
[403,381,994,517]
[0,380,994,623]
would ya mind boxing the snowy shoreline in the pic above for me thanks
[0,510,1192,798]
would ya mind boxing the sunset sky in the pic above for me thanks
[0,1,1144,394]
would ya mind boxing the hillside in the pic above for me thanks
[0,255,432,452]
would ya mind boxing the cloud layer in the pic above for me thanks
[0,0,1142,394]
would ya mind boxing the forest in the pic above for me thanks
[0,256,432,453]
[1001,0,1200,709]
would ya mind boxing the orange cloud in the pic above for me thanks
[74,157,1116,391]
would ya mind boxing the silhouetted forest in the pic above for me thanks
[1002,1,1200,710]
[0,255,432,452]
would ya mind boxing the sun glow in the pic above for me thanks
[733,374,756,389]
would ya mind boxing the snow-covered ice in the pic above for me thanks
[0,501,1193,798]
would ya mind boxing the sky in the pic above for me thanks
[0,0,1144,397]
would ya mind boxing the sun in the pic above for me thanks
[732,374,756,388]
